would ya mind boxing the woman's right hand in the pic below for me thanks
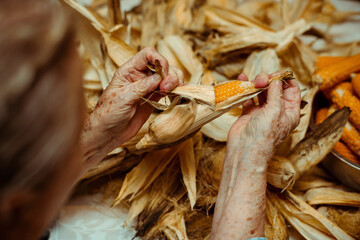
[227,72,301,156]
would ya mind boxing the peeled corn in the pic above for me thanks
[316,56,347,70]
[330,83,360,131]
[333,141,360,164]
[316,53,360,90]
[352,74,360,98]
[214,81,254,104]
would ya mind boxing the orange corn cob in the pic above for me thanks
[316,56,347,70]
[333,141,360,164]
[329,105,360,157]
[330,84,360,131]
[352,74,360,98]
[316,53,360,90]
[342,122,360,157]
[214,81,254,104]
[315,108,328,125]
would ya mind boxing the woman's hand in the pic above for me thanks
[81,47,184,170]
[228,72,301,152]
[211,72,301,240]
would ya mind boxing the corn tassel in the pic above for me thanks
[330,83,360,131]
[316,56,347,70]
[352,73,360,98]
[214,80,254,104]
[316,53,360,90]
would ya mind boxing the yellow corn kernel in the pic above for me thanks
[316,53,360,90]
[333,141,360,165]
[352,74,360,98]
[214,81,254,104]
[330,85,360,131]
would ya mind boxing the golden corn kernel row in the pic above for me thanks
[333,141,360,164]
[316,56,347,70]
[315,106,360,164]
[214,81,254,104]
[316,53,360,90]
[315,107,328,125]
[352,74,360,98]
[330,84,360,131]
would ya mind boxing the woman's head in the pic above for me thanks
[0,0,85,238]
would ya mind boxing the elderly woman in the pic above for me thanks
[0,1,300,240]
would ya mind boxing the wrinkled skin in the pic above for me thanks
[81,47,184,171]
[211,72,301,240]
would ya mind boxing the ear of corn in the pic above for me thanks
[333,141,360,164]
[351,73,360,98]
[325,105,360,160]
[316,56,347,70]
[316,53,360,90]
[330,83,360,131]
[214,80,254,104]
[315,107,329,125]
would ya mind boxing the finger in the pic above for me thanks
[283,79,301,128]
[266,79,283,108]
[160,66,184,92]
[125,47,170,77]
[126,73,162,104]
[269,71,283,79]
[237,73,248,81]
[252,73,269,88]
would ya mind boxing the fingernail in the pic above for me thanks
[275,80,282,86]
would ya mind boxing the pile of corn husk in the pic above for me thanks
[63,0,360,239]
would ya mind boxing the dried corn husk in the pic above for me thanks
[267,190,354,240]
[288,108,350,179]
[112,143,184,206]
[318,206,360,240]
[179,138,198,210]
[304,187,360,207]
[267,156,296,191]
[265,196,288,240]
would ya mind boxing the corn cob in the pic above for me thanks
[329,105,360,158]
[333,141,360,164]
[352,74,360,98]
[214,80,254,104]
[316,56,347,70]
[316,53,360,90]
[330,84,360,131]
[315,108,328,125]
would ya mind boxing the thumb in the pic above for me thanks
[126,74,162,105]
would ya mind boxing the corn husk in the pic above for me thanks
[128,70,294,153]
[288,108,350,179]
[267,190,354,240]
[267,156,296,191]
[63,0,360,239]
[304,187,360,207]
[265,196,288,240]
[318,206,360,240]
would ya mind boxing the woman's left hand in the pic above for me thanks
[82,47,183,167]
